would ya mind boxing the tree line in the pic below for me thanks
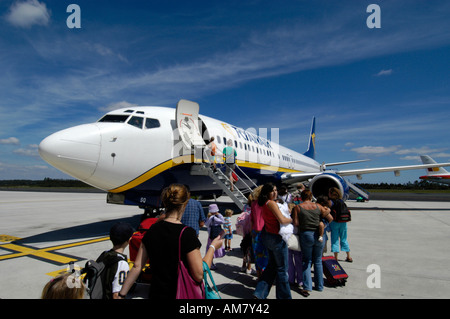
[0,178,448,190]
[358,180,449,190]
[0,178,94,188]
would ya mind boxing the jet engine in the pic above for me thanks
[309,173,349,201]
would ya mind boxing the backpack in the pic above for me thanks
[82,251,124,299]
[332,199,351,222]
[235,211,251,236]
[129,217,157,262]
[209,224,223,240]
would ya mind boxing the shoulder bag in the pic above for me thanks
[176,226,205,299]
[203,261,221,299]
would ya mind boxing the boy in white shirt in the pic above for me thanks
[96,222,134,299]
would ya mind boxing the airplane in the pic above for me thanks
[38,99,450,209]
[419,155,450,185]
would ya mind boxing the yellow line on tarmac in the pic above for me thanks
[0,236,109,264]
[0,244,76,264]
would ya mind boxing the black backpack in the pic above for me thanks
[209,224,223,240]
[82,251,123,299]
[332,199,351,222]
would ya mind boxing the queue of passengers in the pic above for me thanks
[42,182,351,300]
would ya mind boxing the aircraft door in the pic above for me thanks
[176,99,206,160]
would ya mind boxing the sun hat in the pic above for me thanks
[208,203,219,213]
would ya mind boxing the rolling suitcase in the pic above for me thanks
[322,256,348,286]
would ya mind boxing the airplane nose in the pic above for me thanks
[39,124,101,181]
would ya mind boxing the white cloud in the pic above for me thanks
[88,43,129,64]
[0,137,20,145]
[6,0,51,28]
[13,144,39,158]
[351,145,401,156]
[399,155,420,161]
[374,69,393,76]
[395,147,447,155]
[345,142,354,147]
[430,153,450,158]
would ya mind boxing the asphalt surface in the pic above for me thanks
[1,190,450,304]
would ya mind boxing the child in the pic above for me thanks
[41,272,85,299]
[276,198,294,245]
[315,195,333,243]
[205,204,225,269]
[96,222,134,299]
[223,209,234,251]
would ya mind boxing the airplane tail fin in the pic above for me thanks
[303,117,316,160]
[420,155,449,175]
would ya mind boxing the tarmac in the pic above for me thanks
[1,190,450,300]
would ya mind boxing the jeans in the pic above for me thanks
[288,250,303,285]
[300,231,325,291]
[253,230,292,299]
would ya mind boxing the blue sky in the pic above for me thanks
[0,0,449,184]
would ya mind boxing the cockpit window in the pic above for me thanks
[98,115,130,123]
[145,118,160,129]
[127,116,144,129]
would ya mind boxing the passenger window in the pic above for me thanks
[127,116,143,129]
[217,136,221,144]
[145,118,160,129]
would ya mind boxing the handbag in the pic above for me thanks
[176,227,205,299]
[203,261,221,299]
[287,234,301,251]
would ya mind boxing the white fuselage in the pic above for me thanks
[39,106,320,196]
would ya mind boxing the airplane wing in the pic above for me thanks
[325,159,370,167]
[337,162,450,177]
[281,172,322,184]
[282,162,450,183]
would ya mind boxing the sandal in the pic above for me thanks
[345,257,353,263]
[299,289,310,297]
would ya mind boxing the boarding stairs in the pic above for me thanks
[190,151,258,210]
[346,180,370,201]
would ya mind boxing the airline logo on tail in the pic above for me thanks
[419,155,450,185]
[303,117,316,159]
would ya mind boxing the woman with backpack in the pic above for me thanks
[328,187,353,263]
